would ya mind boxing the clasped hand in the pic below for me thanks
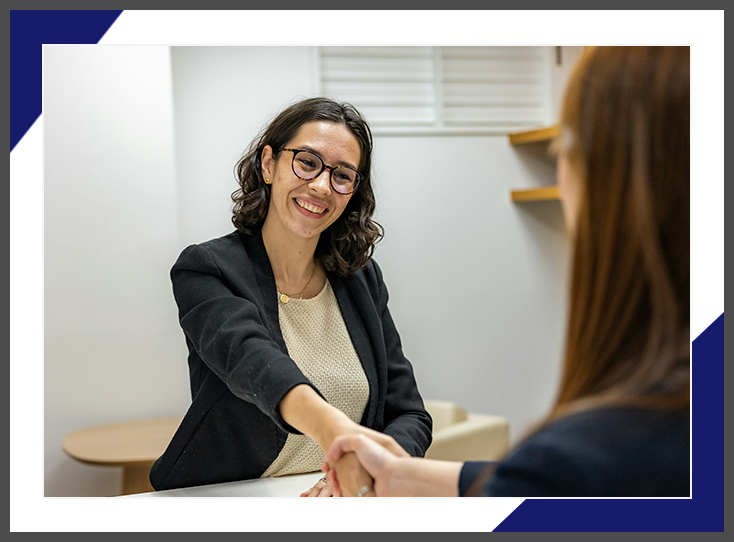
[320,432,405,497]
[282,384,406,497]
[301,427,406,497]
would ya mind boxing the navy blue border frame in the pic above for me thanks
[14,10,724,532]
[495,313,723,532]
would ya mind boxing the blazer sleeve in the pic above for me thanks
[171,243,320,434]
[371,261,433,457]
[480,437,597,497]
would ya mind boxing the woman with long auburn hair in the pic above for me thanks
[323,46,690,497]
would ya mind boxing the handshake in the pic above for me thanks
[300,429,463,498]
[300,431,411,498]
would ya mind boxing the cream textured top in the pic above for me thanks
[261,279,370,477]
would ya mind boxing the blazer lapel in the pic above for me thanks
[237,229,288,354]
[330,275,380,428]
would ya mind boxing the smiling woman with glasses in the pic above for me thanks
[149,97,433,497]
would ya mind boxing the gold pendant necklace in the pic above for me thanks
[277,262,317,304]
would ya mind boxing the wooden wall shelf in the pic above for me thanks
[508,125,559,145]
[510,186,560,202]
[508,125,560,202]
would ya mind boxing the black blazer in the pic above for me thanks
[459,407,690,497]
[150,229,432,490]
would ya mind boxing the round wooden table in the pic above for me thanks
[62,415,183,495]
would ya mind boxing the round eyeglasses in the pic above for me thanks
[281,148,361,195]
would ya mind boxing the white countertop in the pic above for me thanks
[124,471,325,498]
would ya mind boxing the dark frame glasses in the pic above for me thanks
[281,148,361,195]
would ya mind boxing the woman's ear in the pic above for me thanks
[261,145,274,180]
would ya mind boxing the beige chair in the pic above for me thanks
[423,399,509,462]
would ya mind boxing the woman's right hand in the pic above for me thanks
[323,434,401,497]
[278,384,407,496]
[318,417,407,497]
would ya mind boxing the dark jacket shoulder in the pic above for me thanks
[464,407,690,497]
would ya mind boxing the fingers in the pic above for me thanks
[370,432,409,458]
[324,434,362,462]
[323,434,403,497]
[331,452,374,497]
[313,483,335,497]
[328,470,341,496]
[321,461,342,497]
[338,428,409,459]
[299,476,333,497]
[326,419,408,459]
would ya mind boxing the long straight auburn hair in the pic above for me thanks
[550,46,690,419]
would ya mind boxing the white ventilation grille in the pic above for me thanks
[319,46,437,127]
[318,46,549,134]
[441,46,547,129]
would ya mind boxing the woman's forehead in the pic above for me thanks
[287,121,361,163]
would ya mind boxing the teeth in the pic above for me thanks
[296,199,326,214]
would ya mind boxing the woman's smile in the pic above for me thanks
[294,197,328,216]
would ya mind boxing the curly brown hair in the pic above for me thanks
[231,97,383,276]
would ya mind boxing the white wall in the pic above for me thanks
[43,46,189,496]
[43,45,571,496]
[170,46,317,246]
[371,136,568,437]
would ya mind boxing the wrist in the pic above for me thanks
[278,384,360,451]
[280,385,339,443]
[313,409,354,451]
[382,456,408,497]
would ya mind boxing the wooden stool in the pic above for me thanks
[62,415,183,495]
